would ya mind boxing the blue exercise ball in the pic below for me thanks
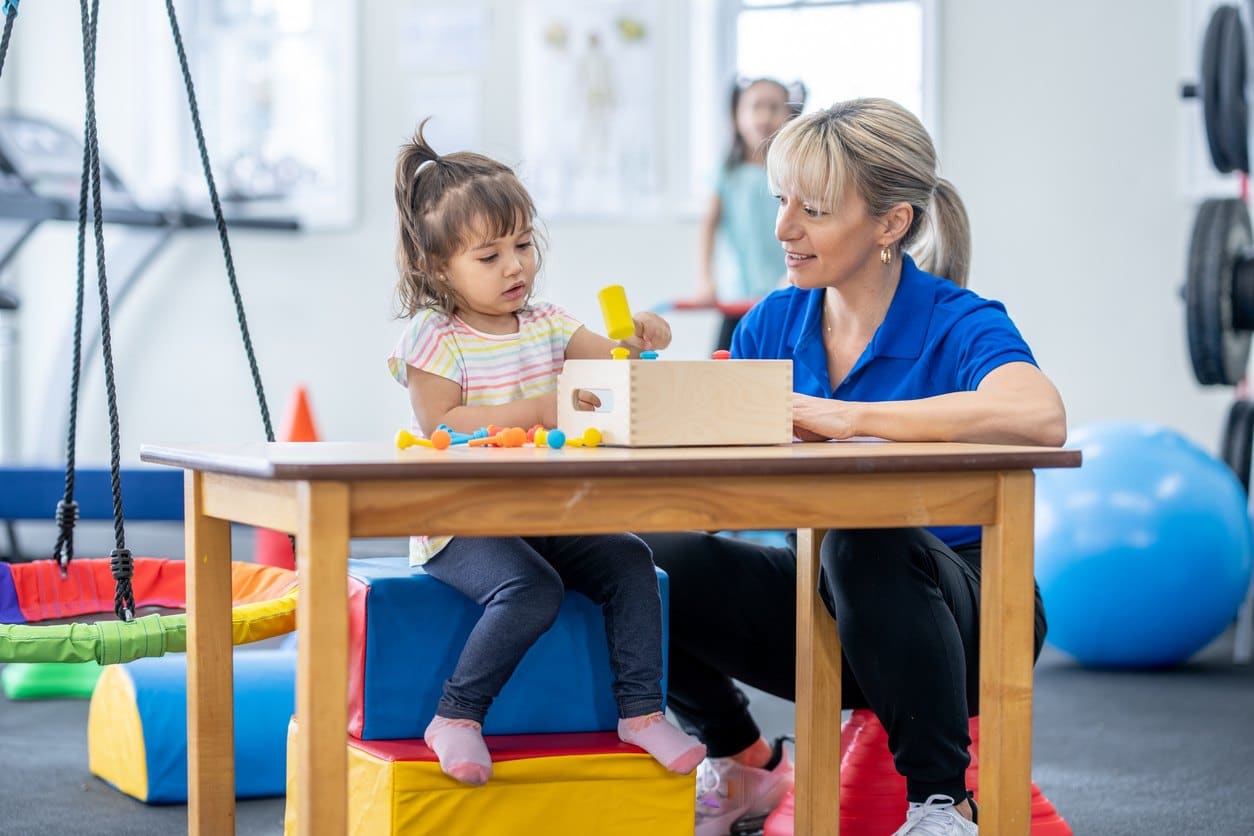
[1035,422,1253,668]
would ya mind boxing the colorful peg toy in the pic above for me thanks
[597,284,635,341]
[535,427,603,449]
[467,426,528,448]
[436,424,488,445]
[395,428,452,450]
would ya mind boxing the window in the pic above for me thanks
[183,0,358,229]
[690,0,937,203]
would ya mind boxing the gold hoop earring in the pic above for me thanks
[880,246,893,265]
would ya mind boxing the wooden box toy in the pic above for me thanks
[556,358,793,446]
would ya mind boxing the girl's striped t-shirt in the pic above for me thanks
[387,301,583,563]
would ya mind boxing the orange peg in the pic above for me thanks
[468,426,527,448]
[396,428,451,450]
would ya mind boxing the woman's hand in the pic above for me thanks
[792,393,858,440]
[625,312,672,351]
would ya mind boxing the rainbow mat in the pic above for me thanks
[347,558,669,740]
[89,649,296,803]
[0,559,297,664]
[284,726,695,836]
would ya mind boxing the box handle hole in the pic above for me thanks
[572,388,615,413]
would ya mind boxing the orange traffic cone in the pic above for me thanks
[763,710,1072,836]
[280,384,321,443]
[254,385,321,569]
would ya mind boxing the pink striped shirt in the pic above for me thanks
[387,301,583,563]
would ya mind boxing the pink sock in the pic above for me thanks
[617,712,707,774]
[424,715,492,786]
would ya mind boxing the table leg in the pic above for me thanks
[979,471,1035,834]
[184,471,236,835]
[795,527,840,834]
[295,481,350,836]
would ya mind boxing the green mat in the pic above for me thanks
[1,661,103,699]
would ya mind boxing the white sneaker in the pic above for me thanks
[892,794,978,835]
[694,739,794,836]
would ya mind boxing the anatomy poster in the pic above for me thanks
[520,0,661,218]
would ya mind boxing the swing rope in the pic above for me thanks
[74,0,135,620]
[0,0,278,623]
[164,0,276,445]
[50,0,93,580]
[0,3,17,80]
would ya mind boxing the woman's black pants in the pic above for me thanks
[638,528,1047,804]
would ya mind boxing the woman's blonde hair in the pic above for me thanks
[766,97,970,287]
[394,120,544,317]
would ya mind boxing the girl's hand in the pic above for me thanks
[539,390,559,428]
[572,389,602,412]
[625,312,672,351]
[792,393,858,440]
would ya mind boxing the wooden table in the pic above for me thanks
[140,440,1080,835]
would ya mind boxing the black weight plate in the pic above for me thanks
[1217,5,1250,172]
[1186,197,1253,385]
[1221,399,1254,491]
[1202,7,1236,172]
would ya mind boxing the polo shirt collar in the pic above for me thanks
[872,255,934,360]
[788,255,936,388]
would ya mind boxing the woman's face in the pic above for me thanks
[736,82,792,155]
[774,182,884,289]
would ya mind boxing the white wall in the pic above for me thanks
[0,0,1233,466]
[939,0,1230,447]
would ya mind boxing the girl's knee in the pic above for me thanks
[498,572,564,630]
[620,536,658,574]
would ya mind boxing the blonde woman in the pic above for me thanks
[643,98,1065,836]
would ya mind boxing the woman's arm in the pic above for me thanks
[406,365,555,434]
[792,362,1067,446]
[696,194,723,303]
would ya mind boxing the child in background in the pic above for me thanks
[386,123,703,786]
[697,77,806,350]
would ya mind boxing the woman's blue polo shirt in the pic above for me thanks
[731,255,1038,549]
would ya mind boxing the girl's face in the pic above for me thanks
[736,82,792,157]
[775,184,884,289]
[443,215,537,329]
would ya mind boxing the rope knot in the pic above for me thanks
[110,548,135,621]
[54,498,79,528]
[53,499,80,575]
[109,547,133,580]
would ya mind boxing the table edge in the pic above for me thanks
[139,444,1082,481]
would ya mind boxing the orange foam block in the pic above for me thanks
[763,710,1071,835]
[283,727,694,836]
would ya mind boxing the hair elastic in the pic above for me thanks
[415,159,437,179]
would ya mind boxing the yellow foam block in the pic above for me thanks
[88,665,148,801]
[284,724,694,835]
